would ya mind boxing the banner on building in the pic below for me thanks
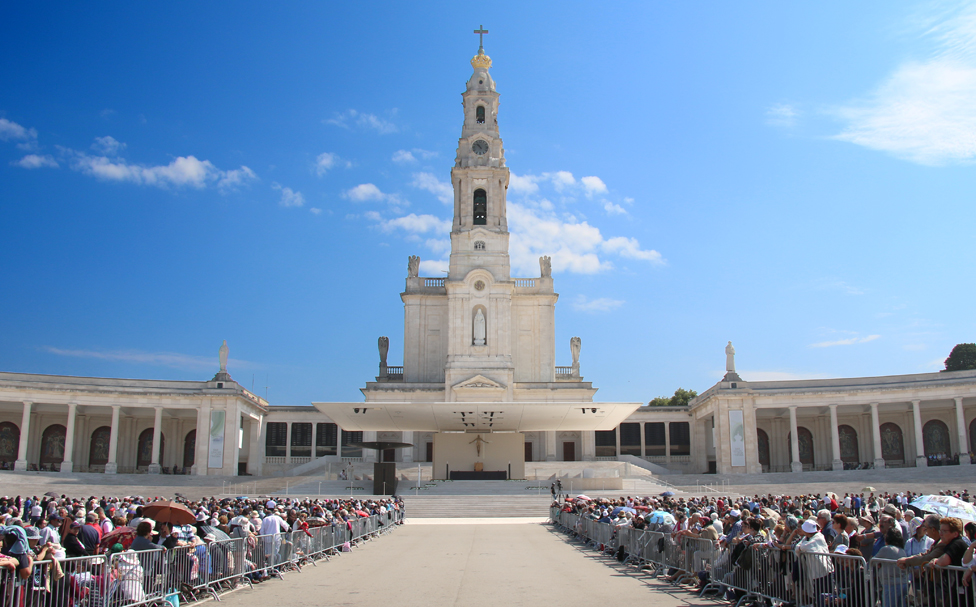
[729,409,745,467]
[208,410,225,469]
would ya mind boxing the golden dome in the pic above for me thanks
[470,50,492,69]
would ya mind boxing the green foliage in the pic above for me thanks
[647,387,698,407]
[944,343,976,372]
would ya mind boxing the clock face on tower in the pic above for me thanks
[472,139,489,155]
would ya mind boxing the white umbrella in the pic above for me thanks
[575,494,592,501]
[910,495,976,523]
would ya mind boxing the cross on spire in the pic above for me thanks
[474,25,488,52]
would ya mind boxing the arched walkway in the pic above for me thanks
[137,428,164,468]
[89,426,111,466]
[787,427,814,465]
[183,430,196,469]
[923,420,951,456]
[880,423,904,462]
[838,425,859,462]
[756,428,770,467]
[0,422,19,466]
[40,424,66,468]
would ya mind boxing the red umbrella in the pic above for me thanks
[98,526,137,554]
[142,500,196,525]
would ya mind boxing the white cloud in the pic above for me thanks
[419,259,449,275]
[832,5,976,164]
[393,148,437,163]
[392,150,416,163]
[603,201,627,215]
[601,236,663,262]
[580,175,608,197]
[272,182,304,207]
[12,154,58,169]
[0,118,37,142]
[62,143,256,191]
[550,170,576,191]
[509,172,540,194]
[41,346,254,371]
[314,152,349,176]
[572,295,624,313]
[766,103,798,127]
[812,278,865,296]
[325,109,398,134]
[374,213,451,235]
[309,207,322,215]
[345,183,386,202]
[809,334,881,348]
[411,172,453,204]
[91,136,125,156]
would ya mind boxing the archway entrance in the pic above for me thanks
[89,426,111,467]
[40,424,67,469]
[137,428,164,468]
[0,422,19,467]
[183,430,196,469]
[880,423,904,463]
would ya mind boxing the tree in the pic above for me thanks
[647,387,698,407]
[944,343,976,372]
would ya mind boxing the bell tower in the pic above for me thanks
[448,31,511,282]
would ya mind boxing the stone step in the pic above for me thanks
[403,495,552,518]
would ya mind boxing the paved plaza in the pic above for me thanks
[220,520,712,607]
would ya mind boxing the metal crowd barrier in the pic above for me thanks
[549,508,976,607]
[0,511,404,607]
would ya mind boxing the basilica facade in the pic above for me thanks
[1,43,974,479]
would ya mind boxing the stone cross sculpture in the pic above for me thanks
[726,341,736,373]
[407,255,420,278]
[378,336,389,367]
[473,309,487,346]
[570,336,581,367]
[540,255,552,278]
[218,340,229,373]
[469,434,490,457]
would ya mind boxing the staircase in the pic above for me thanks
[403,494,552,518]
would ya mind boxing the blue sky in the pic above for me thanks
[2,2,974,405]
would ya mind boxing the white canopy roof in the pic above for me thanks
[312,402,642,433]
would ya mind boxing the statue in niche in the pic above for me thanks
[540,256,552,278]
[570,336,581,366]
[377,336,389,367]
[407,255,420,278]
[219,340,229,373]
[473,309,486,346]
[725,341,736,373]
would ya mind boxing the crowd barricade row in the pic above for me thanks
[549,507,976,607]
[0,511,404,607]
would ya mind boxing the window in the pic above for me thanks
[473,189,487,225]
[669,422,691,456]
[476,106,485,123]
[644,422,666,456]
[265,422,287,457]
[595,429,616,458]
[315,423,337,457]
[291,422,312,458]
[620,423,641,456]
[474,241,486,250]
[341,430,363,458]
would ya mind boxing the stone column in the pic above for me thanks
[545,431,556,461]
[14,401,32,471]
[148,406,163,474]
[61,403,77,474]
[639,423,646,459]
[614,425,621,457]
[665,422,672,464]
[955,397,970,465]
[402,431,414,463]
[912,400,926,467]
[248,415,263,476]
[337,427,343,459]
[193,403,210,476]
[310,422,318,460]
[870,402,885,469]
[363,431,377,462]
[285,421,292,464]
[830,404,843,471]
[105,405,121,474]
[581,430,596,461]
[789,406,802,473]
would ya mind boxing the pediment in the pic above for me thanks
[453,374,506,390]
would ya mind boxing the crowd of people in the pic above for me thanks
[555,488,976,606]
[0,492,404,607]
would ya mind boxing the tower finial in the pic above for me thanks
[471,24,492,69]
